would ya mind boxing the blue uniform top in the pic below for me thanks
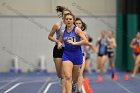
[55,21,65,45]
[62,26,83,65]
[98,38,108,55]
[134,39,140,45]
[63,26,81,52]
[81,45,84,54]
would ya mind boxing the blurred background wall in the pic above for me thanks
[0,0,116,72]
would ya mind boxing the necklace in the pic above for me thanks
[67,25,74,31]
[67,27,72,30]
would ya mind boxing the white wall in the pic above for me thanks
[0,15,116,72]
[0,0,116,72]
[0,0,116,15]
[56,0,116,15]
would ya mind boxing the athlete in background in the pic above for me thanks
[130,31,140,78]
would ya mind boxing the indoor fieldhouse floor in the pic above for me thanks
[0,71,140,93]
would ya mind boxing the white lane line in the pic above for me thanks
[114,81,134,93]
[0,76,23,90]
[82,84,86,93]
[3,83,21,93]
[0,77,47,85]
[2,78,50,93]
[43,81,59,93]
[20,80,48,84]
[37,77,51,93]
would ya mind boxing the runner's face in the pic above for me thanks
[75,20,82,29]
[137,32,140,38]
[65,15,74,27]
[101,31,106,38]
[108,31,113,38]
